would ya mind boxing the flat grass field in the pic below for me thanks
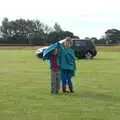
[0,46,120,120]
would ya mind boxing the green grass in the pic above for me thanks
[0,48,120,120]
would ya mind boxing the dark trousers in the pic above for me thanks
[61,70,73,90]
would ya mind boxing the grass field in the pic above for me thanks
[0,46,120,120]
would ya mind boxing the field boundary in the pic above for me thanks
[0,45,120,52]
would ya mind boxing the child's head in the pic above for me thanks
[52,48,58,55]
[64,37,73,48]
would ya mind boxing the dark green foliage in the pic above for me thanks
[105,29,120,44]
[0,18,75,45]
[46,31,74,44]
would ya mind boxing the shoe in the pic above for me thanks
[51,91,53,94]
[51,91,59,95]
[62,87,66,93]
[70,90,74,93]
[63,90,69,93]
[69,87,74,93]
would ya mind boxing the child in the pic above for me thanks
[50,49,60,94]
[43,45,60,94]
[58,37,76,93]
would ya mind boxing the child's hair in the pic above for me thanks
[64,37,73,48]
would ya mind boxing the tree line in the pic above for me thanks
[0,17,120,45]
[91,29,120,45]
[0,18,78,45]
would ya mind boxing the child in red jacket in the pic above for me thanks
[44,48,60,94]
[50,49,60,94]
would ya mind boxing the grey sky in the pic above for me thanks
[0,0,120,38]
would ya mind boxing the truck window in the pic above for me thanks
[74,40,87,47]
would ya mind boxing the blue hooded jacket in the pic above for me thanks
[57,43,76,71]
[43,43,59,69]
[43,43,58,60]
[43,42,76,75]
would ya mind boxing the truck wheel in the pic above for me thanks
[85,52,92,59]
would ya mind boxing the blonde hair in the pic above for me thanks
[64,37,73,48]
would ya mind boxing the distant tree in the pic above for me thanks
[30,20,53,44]
[63,31,73,38]
[46,22,75,44]
[0,18,52,44]
[95,36,106,45]
[54,22,63,32]
[1,18,33,40]
[43,24,53,34]
[91,37,97,43]
[0,18,78,45]
[105,29,120,44]
[0,17,9,40]
[72,35,79,39]
[46,30,74,44]
[84,37,90,40]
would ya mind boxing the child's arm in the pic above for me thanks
[43,43,58,60]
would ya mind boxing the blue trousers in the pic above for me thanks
[61,70,73,88]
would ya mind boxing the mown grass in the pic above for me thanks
[96,45,120,52]
[0,47,120,120]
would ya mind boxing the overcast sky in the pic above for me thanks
[0,0,120,38]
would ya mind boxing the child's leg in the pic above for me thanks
[61,70,67,92]
[51,70,57,94]
[67,71,74,92]
[51,70,54,93]
[54,72,58,94]
[56,72,60,92]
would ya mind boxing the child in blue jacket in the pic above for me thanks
[57,37,76,93]
[43,45,60,94]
